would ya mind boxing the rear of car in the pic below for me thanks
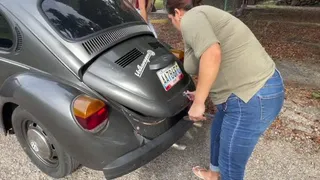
[1,0,196,179]
[39,0,195,139]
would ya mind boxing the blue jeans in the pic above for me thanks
[210,69,285,180]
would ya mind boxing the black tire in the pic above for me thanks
[11,107,80,179]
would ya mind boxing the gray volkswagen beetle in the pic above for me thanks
[0,0,196,179]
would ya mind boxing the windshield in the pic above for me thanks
[41,0,144,40]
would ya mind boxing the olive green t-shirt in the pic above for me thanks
[181,5,276,105]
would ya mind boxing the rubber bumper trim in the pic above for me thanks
[102,119,193,179]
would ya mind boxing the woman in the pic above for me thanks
[165,1,285,180]
[129,0,158,38]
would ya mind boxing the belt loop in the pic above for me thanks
[275,68,284,84]
[223,102,228,112]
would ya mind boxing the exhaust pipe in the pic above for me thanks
[184,131,194,140]
[171,113,212,151]
[171,143,187,150]
[183,113,213,128]
[193,122,203,128]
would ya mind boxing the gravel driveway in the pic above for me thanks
[1,117,319,180]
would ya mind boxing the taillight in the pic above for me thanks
[171,49,184,62]
[72,95,109,131]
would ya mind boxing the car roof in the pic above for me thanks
[0,0,153,76]
[0,0,87,75]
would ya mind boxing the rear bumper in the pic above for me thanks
[102,119,193,179]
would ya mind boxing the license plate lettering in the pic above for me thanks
[157,62,184,91]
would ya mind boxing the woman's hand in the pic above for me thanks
[185,90,195,101]
[188,101,206,121]
[185,91,206,121]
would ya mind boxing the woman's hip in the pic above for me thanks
[255,68,285,122]
[217,69,285,124]
[256,69,284,99]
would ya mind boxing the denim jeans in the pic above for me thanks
[210,69,285,180]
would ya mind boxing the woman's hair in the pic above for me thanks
[165,0,202,15]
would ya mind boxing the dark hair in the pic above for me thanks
[165,0,202,15]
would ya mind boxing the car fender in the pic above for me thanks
[0,71,143,170]
[0,71,85,138]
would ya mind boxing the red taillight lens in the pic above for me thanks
[72,95,109,131]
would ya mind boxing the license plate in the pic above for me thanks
[157,62,184,91]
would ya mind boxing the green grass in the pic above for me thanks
[154,0,164,10]
[312,91,320,99]
[0,30,13,40]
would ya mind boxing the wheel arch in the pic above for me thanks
[1,101,18,135]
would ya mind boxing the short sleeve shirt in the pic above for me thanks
[180,6,275,104]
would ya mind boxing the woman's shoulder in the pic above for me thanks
[190,5,231,17]
[183,5,229,23]
[192,5,223,11]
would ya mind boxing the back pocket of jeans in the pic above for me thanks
[258,90,284,122]
[258,84,284,99]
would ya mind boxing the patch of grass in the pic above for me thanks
[0,31,13,40]
[150,19,168,24]
[256,0,278,5]
[154,0,164,10]
[312,91,320,99]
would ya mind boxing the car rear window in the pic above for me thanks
[41,0,144,40]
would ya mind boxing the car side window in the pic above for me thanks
[0,12,13,50]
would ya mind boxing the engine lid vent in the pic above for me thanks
[80,25,153,56]
[115,48,143,68]
[148,42,164,49]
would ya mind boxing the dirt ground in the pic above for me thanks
[240,7,320,64]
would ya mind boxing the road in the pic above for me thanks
[1,118,319,180]
[275,59,320,88]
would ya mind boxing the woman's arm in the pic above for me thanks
[180,11,222,120]
[138,0,148,22]
[194,43,221,105]
[181,12,221,104]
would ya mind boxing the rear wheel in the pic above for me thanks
[11,107,80,178]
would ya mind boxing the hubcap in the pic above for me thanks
[25,122,58,166]
[27,128,51,159]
